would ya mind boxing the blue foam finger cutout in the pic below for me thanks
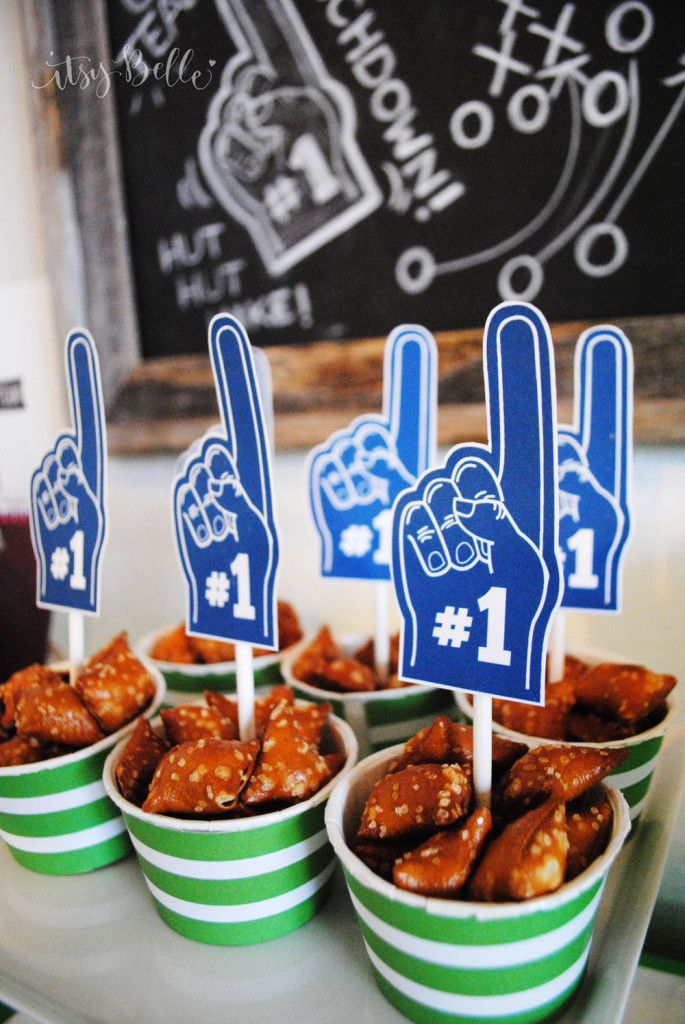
[172,315,280,649]
[391,302,562,705]
[308,324,437,581]
[558,326,633,612]
[29,331,108,615]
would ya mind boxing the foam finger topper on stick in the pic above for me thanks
[558,326,633,612]
[29,330,108,615]
[172,315,280,650]
[392,303,563,705]
[308,324,437,580]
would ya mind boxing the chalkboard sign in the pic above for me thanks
[104,0,684,360]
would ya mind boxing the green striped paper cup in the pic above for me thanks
[137,626,286,706]
[282,634,457,759]
[0,662,165,875]
[326,744,630,1024]
[455,647,676,830]
[103,709,358,945]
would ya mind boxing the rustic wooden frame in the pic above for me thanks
[22,3,685,452]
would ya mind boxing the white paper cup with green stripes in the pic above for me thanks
[455,647,675,830]
[282,634,457,759]
[103,710,357,945]
[137,626,287,706]
[326,744,630,1024]
[0,663,165,875]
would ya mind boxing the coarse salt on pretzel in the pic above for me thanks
[469,800,568,901]
[0,663,63,731]
[493,678,576,740]
[496,744,628,818]
[161,704,237,745]
[149,624,195,664]
[567,711,637,743]
[357,763,472,842]
[76,632,155,732]
[574,663,676,724]
[317,658,376,693]
[565,798,613,880]
[389,716,526,778]
[0,734,69,767]
[16,683,105,747]
[241,701,333,805]
[393,807,493,897]
[116,717,169,805]
[143,737,259,815]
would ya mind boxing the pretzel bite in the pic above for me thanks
[143,737,259,815]
[188,636,236,664]
[277,600,303,650]
[241,701,334,806]
[0,734,70,767]
[496,744,628,818]
[317,658,376,693]
[76,632,156,732]
[357,763,471,842]
[547,654,588,683]
[574,663,676,724]
[493,679,576,740]
[161,705,237,745]
[389,716,526,778]
[204,686,300,740]
[116,718,169,805]
[567,711,637,743]
[565,798,613,880]
[355,839,417,881]
[393,807,493,897]
[353,634,400,674]
[16,682,104,747]
[470,801,568,901]
[306,625,339,661]
[149,624,195,664]
[1,663,62,730]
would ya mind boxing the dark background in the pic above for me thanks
[106,0,685,358]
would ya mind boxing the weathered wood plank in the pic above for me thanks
[108,314,685,452]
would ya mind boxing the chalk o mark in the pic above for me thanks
[583,70,629,128]
[606,2,654,53]
[396,247,437,294]
[450,100,494,150]
[497,255,544,301]
[508,84,551,134]
[574,222,629,277]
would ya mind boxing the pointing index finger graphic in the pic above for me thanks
[66,330,106,502]
[209,314,273,521]
[385,325,437,480]
[577,326,633,504]
[483,303,558,556]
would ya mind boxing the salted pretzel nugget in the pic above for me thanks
[358,763,472,842]
[0,664,62,731]
[116,717,169,806]
[16,682,104,747]
[242,701,334,806]
[161,705,237,745]
[574,663,676,724]
[496,744,627,818]
[75,632,155,733]
[565,798,613,880]
[470,800,568,902]
[389,716,526,778]
[393,807,493,897]
[143,737,259,815]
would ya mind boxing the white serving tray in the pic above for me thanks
[0,728,682,1024]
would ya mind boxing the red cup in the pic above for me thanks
[0,503,50,678]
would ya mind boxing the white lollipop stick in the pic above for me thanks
[236,641,255,741]
[473,693,492,810]
[374,581,390,682]
[68,611,85,683]
[548,610,567,684]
